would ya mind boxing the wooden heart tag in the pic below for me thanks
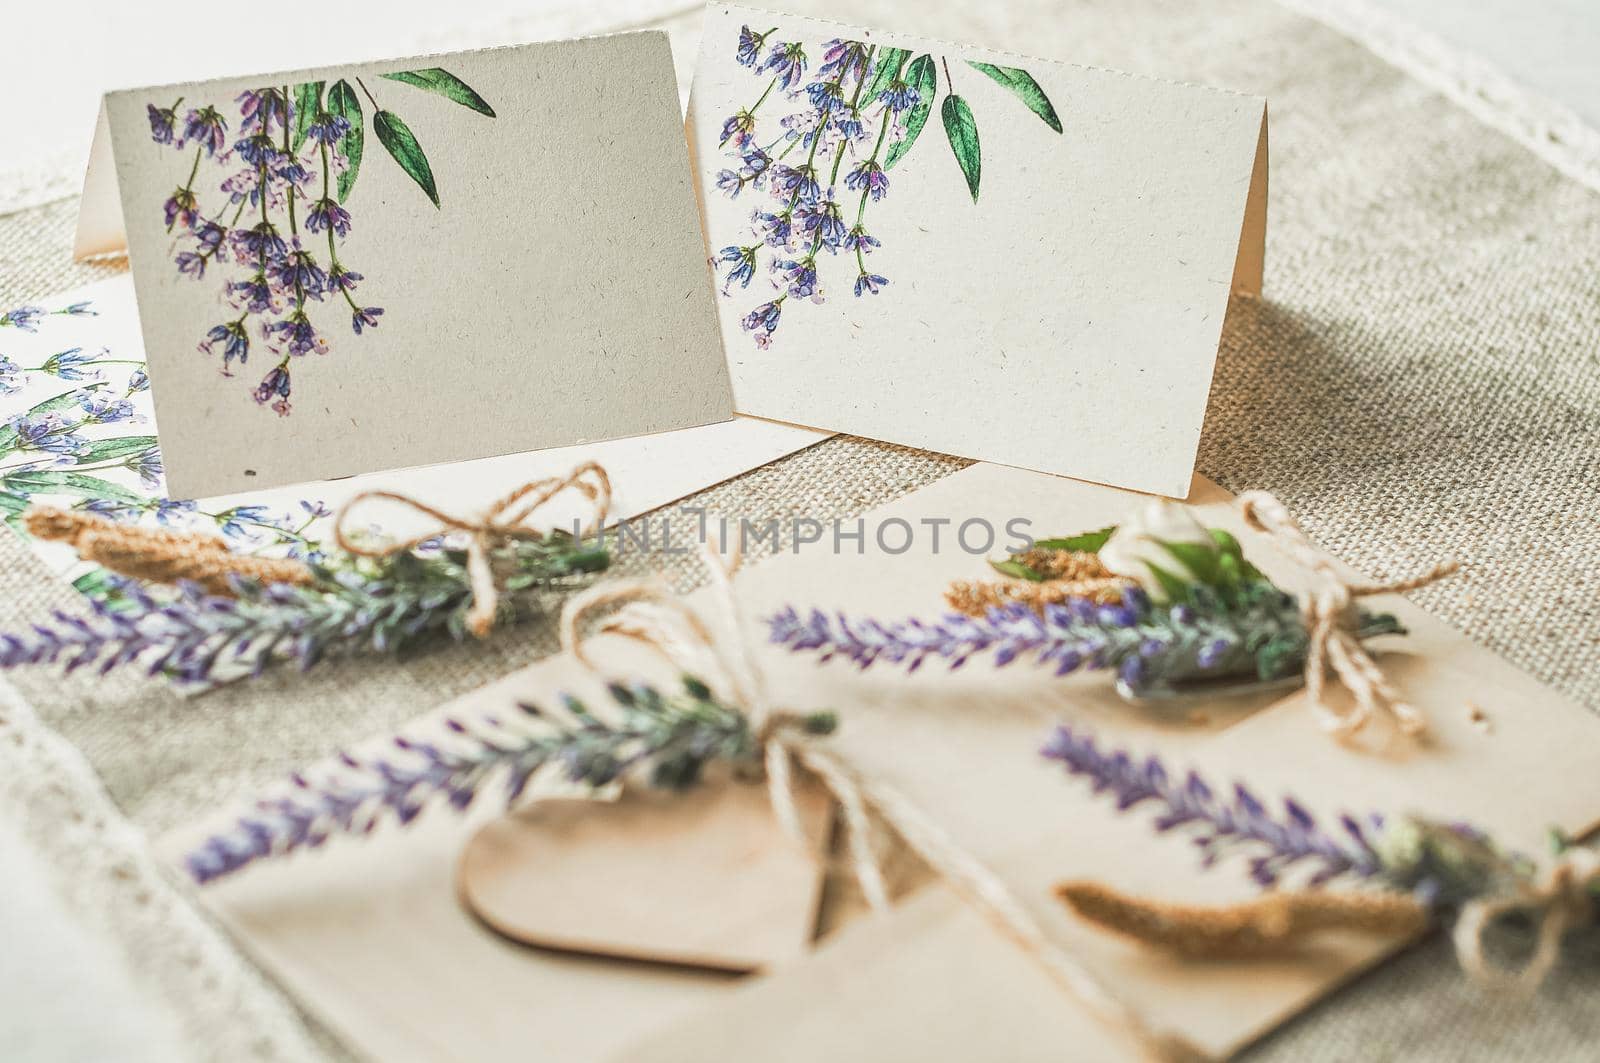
[458,775,834,973]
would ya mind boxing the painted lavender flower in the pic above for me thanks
[710,27,1063,347]
[184,677,836,883]
[1043,725,1533,906]
[148,70,494,414]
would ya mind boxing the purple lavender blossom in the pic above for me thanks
[6,414,89,457]
[326,266,363,294]
[305,197,352,237]
[0,306,44,331]
[843,226,879,254]
[742,300,783,343]
[0,356,22,395]
[879,81,920,114]
[844,159,889,202]
[200,321,250,367]
[163,188,200,230]
[760,42,808,90]
[154,498,198,525]
[182,106,229,156]
[264,312,326,358]
[717,245,758,290]
[271,247,328,298]
[38,348,105,382]
[236,90,286,134]
[853,272,887,297]
[76,392,141,426]
[255,364,292,416]
[129,448,164,489]
[720,111,757,149]
[126,367,149,394]
[305,111,352,144]
[228,274,279,315]
[351,307,383,335]
[147,103,178,145]
[817,39,870,85]
[175,251,208,279]
[736,25,771,68]
[234,133,281,168]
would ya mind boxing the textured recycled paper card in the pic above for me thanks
[687,5,1268,497]
[0,277,825,603]
[78,32,735,498]
[166,463,1600,1061]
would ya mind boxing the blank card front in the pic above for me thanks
[98,32,731,497]
[688,6,1267,497]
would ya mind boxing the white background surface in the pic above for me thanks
[6,0,1600,202]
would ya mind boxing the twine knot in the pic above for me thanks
[557,540,1203,1062]
[1236,490,1458,737]
[1455,846,1600,992]
[334,462,610,638]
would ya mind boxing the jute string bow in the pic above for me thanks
[557,544,1204,1063]
[334,462,611,638]
[1236,491,1459,736]
[1455,846,1600,992]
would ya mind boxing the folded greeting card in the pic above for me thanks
[76,32,733,498]
[688,6,1268,497]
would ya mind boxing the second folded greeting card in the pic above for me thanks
[78,32,733,498]
[689,6,1268,497]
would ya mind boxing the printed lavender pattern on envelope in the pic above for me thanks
[148,71,495,414]
[711,28,1062,348]
[0,295,327,601]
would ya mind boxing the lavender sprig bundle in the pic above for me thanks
[1043,724,1540,908]
[186,676,837,883]
[769,584,1403,698]
[768,500,1407,698]
[0,532,608,683]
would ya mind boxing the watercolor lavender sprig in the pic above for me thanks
[149,70,494,414]
[184,676,837,883]
[0,530,608,683]
[712,27,1062,347]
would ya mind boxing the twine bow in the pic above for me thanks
[1236,491,1458,736]
[333,462,611,638]
[1455,846,1600,993]
[558,543,1204,1063]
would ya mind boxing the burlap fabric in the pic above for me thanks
[3,0,1598,1057]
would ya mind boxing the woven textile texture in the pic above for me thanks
[2,0,1599,1057]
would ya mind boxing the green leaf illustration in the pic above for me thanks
[1033,526,1117,554]
[1142,559,1192,603]
[28,383,105,417]
[0,471,147,505]
[967,62,1063,133]
[862,47,910,106]
[374,110,438,207]
[292,81,324,153]
[941,94,981,201]
[0,491,30,517]
[885,54,938,170]
[327,80,364,203]
[74,436,158,464]
[381,69,496,117]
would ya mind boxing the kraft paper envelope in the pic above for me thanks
[76,32,734,498]
[688,6,1268,498]
[166,463,1600,1060]
[0,277,825,604]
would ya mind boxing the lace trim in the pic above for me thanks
[0,680,327,1061]
[1276,0,1600,196]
